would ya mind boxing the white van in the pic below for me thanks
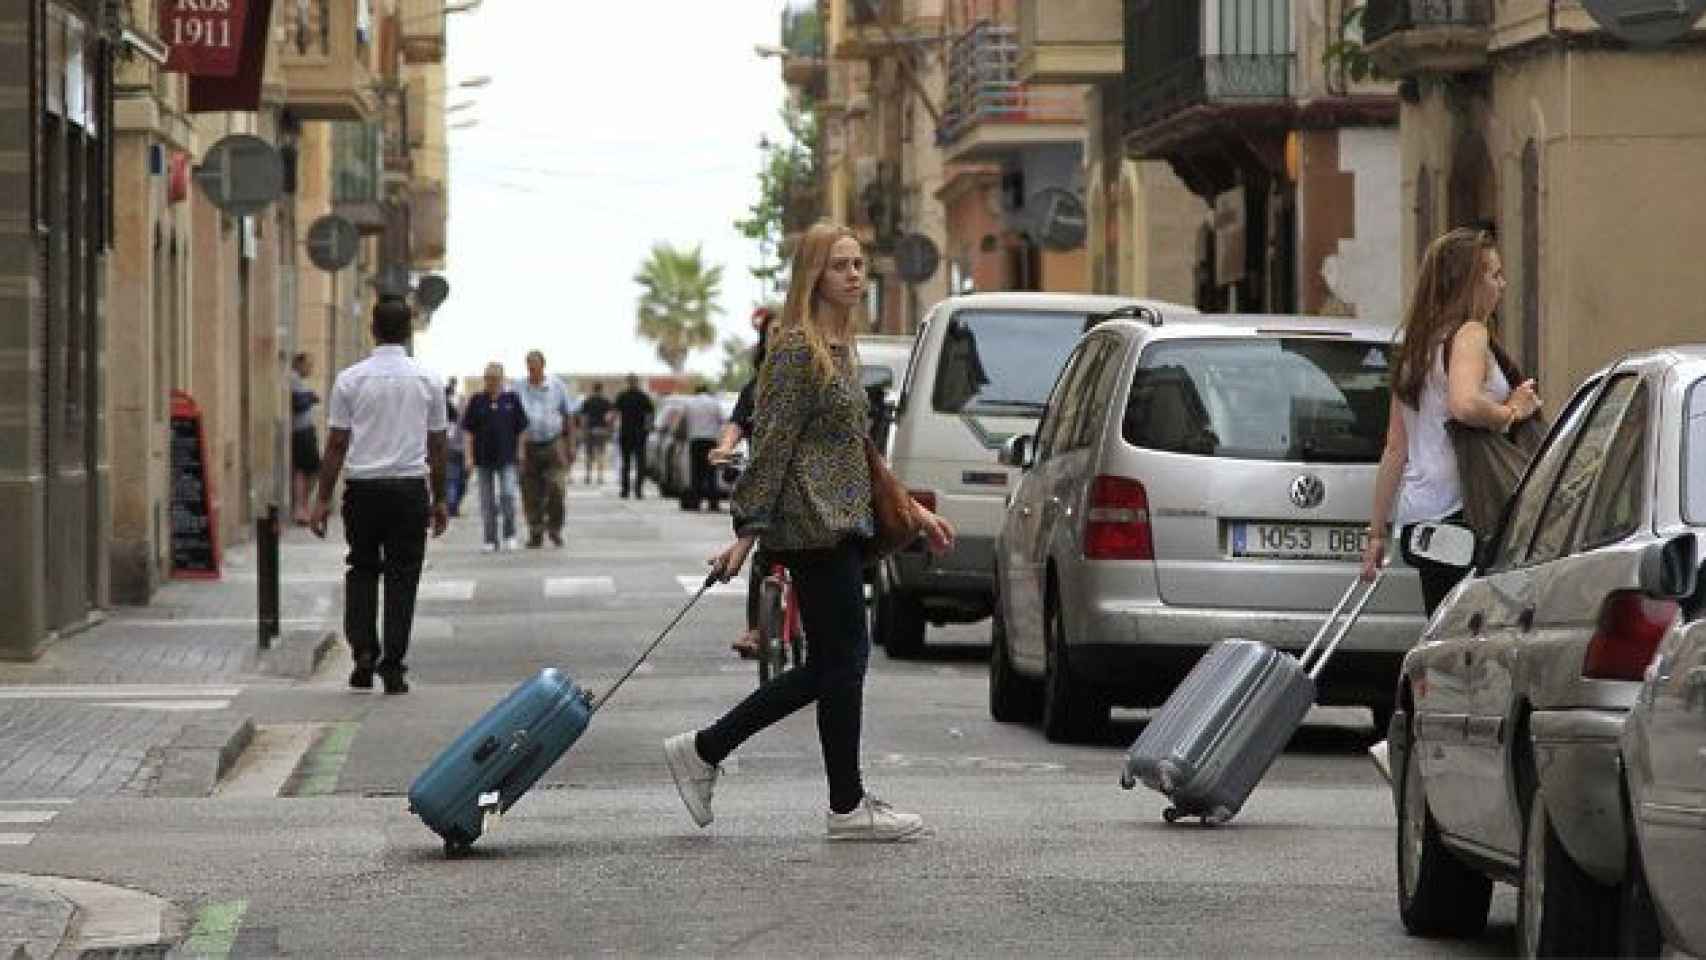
[874,293,1194,657]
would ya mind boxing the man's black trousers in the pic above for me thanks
[342,478,430,675]
[619,433,646,497]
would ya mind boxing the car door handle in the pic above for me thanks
[1517,608,1535,633]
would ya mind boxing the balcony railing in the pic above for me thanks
[939,23,1084,146]
[1363,0,1490,46]
[1126,54,1293,133]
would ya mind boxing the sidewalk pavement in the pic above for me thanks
[0,524,349,803]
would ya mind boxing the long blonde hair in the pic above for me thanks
[777,222,861,383]
[1393,227,1499,409]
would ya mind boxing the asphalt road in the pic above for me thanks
[8,482,1525,957]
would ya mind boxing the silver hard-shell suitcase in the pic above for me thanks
[1119,575,1382,825]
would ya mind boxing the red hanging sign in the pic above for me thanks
[161,0,250,77]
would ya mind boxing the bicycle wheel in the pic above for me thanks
[757,576,787,685]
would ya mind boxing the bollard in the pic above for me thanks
[257,504,281,650]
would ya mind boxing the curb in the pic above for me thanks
[152,716,257,798]
[0,873,185,958]
[256,626,338,681]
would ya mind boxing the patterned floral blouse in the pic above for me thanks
[731,328,874,552]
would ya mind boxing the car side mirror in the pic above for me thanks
[1638,534,1698,600]
[1403,521,1477,569]
[999,434,1033,470]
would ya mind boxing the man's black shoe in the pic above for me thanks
[380,672,410,695]
[349,664,375,690]
[526,533,544,549]
[548,530,564,547]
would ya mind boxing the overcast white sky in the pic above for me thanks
[412,1,796,382]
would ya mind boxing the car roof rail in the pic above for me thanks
[1085,304,1163,332]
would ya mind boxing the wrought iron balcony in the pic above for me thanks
[939,22,1085,156]
[1125,54,1294,134]
[1362,0,1490,75]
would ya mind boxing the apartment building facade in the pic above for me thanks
[1366,0,1706,410]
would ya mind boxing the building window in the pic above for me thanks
[1521,139,1540,380]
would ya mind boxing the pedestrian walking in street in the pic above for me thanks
[665,223,956,841]
[1360,226,1542,613]
[578,381,614,486]
[681,383,724,511]
[289,352,322,526]
[308,296,450,695]
[710,305,774,658]
[462,362,529,552]
[516,350,574,548]
[613,374,654,499]
[444,381,468,518]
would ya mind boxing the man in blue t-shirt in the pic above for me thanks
[460,362,529,552]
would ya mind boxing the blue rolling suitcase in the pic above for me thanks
[1118,574,1382,825]
[408,574,715,855]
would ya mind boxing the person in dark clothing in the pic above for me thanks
[290,353,321,525]
[578,381,615,486]
[461,362,529,552]
[711,306,773,658]
[613,374,655,499]
[309,297,449,695]
[444,382,468,517]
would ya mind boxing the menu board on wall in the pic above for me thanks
[169,390,221,579]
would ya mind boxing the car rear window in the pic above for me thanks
[1686,377,1706,525]
[932,310,1088,415]
[1123,337,1391,462]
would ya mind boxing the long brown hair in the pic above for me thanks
[1392,227,1498,409]
[778,222,861,383]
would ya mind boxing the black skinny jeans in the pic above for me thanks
[618,433,646,496]
[342,479,430,674]
[697,537,869,813]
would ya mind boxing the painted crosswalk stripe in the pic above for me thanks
[0,685,243,700]
[677,575,747,597]
[0,799,74,805]
[95,699,233,712]
[0,834,36,845]
[0,811,58,824]
[416,579,476,601]
[544,577,616,598]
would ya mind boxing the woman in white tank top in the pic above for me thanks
[1360,228,1545,617]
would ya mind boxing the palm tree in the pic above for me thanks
[634,243,724,374]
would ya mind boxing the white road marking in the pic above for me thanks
[677,575,747,597]
[0,799,74,806]
[117,618,321,629]
[544,577,616,598]
[0,834,37,845]
[94,700,233,712]
[0,811,58,824]
[416,579,476,601]
[0,685,243,700]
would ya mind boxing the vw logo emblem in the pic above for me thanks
[1290,475,1325,509]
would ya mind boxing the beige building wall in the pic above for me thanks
[1117,160,1200,305]
[1400,44,1706,412]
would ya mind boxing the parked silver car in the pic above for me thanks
[990,311,1425,742]
[1620,353,1706,960]
[1390,347,1706,957]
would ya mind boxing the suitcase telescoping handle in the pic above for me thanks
[589,571,719,715]
[1296,573,1383,681]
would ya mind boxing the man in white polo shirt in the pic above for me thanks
[309,296,450,695]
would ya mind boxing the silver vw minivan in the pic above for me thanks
[990,310,1426,741]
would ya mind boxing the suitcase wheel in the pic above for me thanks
[1162,806,1181,824]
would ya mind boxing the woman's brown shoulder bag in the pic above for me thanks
[1443,328,1550,540]
[864,436,924,559]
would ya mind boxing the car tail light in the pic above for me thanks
[1084,475,1153,561]
[909,489,937,512]
[1581,591,1678,681]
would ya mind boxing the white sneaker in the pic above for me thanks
[826,794,924,842]
[481,542,497,554]
[663,732,718,827]
[503,536,520,551]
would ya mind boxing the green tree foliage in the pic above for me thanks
[634,243,724,374]
[1322,4,1381,83]
[714,334,757,391]
[735,102,819,298]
